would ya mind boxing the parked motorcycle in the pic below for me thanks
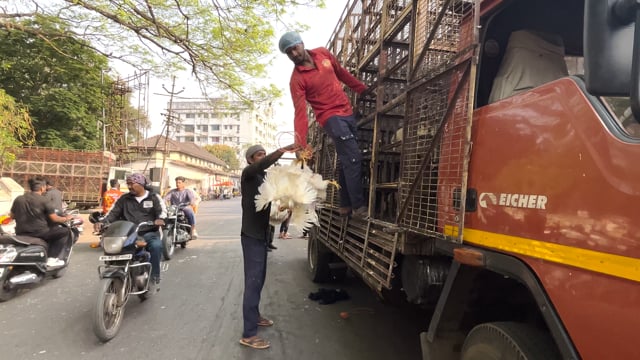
[0,214,83,302]
[92,220,158,342]
[162,202,192,260]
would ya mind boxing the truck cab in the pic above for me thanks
[307,1,640,359]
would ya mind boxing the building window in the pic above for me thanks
[211,136,220,143]
[186,113,195,119]
[210,124,220,131]
[184,125,195,133]
[198,125,208,132]
[185,136,194,142]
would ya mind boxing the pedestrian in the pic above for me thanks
[239,143,299,349]
[278,210,292,240]
[279,31,369,219]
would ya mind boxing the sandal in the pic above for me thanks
[257,317,274,327]
[239,336,270,349]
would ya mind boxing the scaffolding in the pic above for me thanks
[105,71,150,158]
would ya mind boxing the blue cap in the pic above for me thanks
[279,31,303,53]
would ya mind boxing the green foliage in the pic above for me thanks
[0,15,109,149]
[204,144,240,170]
[1,0,325,104]
[0,90,35,167]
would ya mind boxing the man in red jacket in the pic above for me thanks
[279,31,368,218]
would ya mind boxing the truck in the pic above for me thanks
[0,147,123,209]
[306,1,640,359]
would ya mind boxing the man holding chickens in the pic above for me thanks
[238,143,299,350]
[279,31,369,219]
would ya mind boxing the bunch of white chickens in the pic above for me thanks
[255,162,331,231]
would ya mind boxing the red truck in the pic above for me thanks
[1,147,118,209]
[307,0,640,359]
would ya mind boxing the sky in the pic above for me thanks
[137,2,348,147]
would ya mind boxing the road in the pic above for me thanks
[0,198,426,360]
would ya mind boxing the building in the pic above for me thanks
[125,135,238,198]
[168,99,278,154]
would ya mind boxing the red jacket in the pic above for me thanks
[290,47,367,146]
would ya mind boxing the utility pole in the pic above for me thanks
[159,76,184,191]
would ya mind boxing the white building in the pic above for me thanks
[168,99,278,153]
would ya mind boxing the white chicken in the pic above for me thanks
[256,162,333,231]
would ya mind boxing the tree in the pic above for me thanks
[0,90,35,168]
[1,0,324,103]
[0,16,110,149]
[204,144,240,170]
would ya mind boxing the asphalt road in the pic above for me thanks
[0,197,426,360]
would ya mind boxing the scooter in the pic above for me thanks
[0,214,83,302]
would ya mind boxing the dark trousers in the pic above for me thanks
[279,214,290,234]
[142,231,162,278]
[32,226,70,259]
[323,114,365,209]
[241,233,267,338]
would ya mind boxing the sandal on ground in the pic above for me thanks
[257,317,274,327]
[239,336,270,349]
[282,233,292,239]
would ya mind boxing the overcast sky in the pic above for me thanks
[140,3,347,147]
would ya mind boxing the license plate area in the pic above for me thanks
[99,254,133,261]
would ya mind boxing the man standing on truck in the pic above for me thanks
[279,31,369,218]
[239,143,299,349]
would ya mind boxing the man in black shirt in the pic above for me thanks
[10,178,74,267]
[102,173,166,291]
[239,143,298,350]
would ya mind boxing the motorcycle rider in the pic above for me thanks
[164,176,198,239]
[10,177,74,267]
[43,178,65,214]
[101,173,166,291]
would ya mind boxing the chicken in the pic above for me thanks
[256,161,332,230]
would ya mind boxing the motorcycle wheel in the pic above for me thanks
[162,229,175,260]
[0,269,17,302]
[93,277,126,342]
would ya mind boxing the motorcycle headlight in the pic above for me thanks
[102,236,127,254]
[0,246,18,262]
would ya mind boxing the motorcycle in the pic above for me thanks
[90,211,174,261]
[162,202,193,260]
[0,214,83,302]
[92,220,158,342]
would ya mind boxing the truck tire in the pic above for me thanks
[307,227,331,283]
[460,322,561,360]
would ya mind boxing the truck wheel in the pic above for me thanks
[307,227,331,283]
[461,322,561,360]
[0,269,17,302]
